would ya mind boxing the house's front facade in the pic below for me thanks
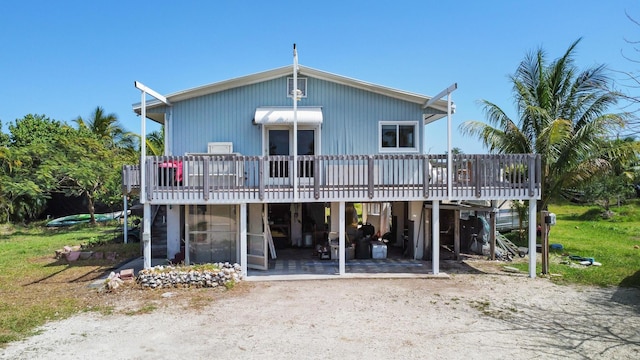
[123,61,541,279]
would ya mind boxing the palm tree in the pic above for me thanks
[75,106,136,151]
[461,39,639,210]
[145,127,165,156]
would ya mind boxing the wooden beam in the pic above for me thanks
[423,83,457,109]
[454,209,460,260]
[541,210,549,274]
[489,211,496,261]
[134,81,171,106]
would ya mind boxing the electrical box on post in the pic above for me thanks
[545,213,556,226]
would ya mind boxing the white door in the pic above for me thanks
[246,232,268,270]
[266,127,317,184]
[246,205,275,270]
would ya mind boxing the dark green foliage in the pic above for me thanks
[575,137,639,210]
[0,109,140,223]
[0,116,67,222]
[8,114,68,147]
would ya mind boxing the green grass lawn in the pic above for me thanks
[509,199,640,287]
[0,222,140,345]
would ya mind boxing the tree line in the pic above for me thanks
[0,107,163,224]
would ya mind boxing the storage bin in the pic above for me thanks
[370,241,387,259]
[345,246,355,260]
[356,237,371,259]
[330,244,356,260]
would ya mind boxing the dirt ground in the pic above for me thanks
[1,260,639,360]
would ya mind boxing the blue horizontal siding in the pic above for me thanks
[170,75,426,156]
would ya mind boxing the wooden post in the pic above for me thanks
[489,210,496,261]
[541,210,549,274]
[368,156,374,199]
[454,209,460,260]
[423,156,430,198]
[259,157,265,201]
[314,157,320,199]
[202,159,209,201]
[339,201,346,275]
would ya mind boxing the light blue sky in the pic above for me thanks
[2,1,639,154]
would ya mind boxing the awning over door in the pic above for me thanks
[254,107,323,125]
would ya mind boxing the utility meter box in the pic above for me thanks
[545,213,557,226]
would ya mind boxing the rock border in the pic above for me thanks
[136,262,243,289]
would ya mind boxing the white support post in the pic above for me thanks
[240,203,248,277]
[446,93,453,198]
[528,200,537,278]
[432,201,440,275]
[339,201,346,275]
[143,203,151,269]
[139,89,149,268]
[184,206,190,266]
[140,89,147,204]
[134,81,171,271]
[362,203,368,224]
[330,202,340,233]
[423,83,457,199]
[123,195,128,244]
[292,44,299,202]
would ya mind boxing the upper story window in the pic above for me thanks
[379,121,419,152]
[287,77,307,98]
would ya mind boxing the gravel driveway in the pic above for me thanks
[2,269,639,360]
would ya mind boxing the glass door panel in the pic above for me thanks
[269,129,289,178]
[186,205,237,264]
[298,129,314,178]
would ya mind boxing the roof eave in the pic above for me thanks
[132,64,455,123]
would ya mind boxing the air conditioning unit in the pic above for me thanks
[208,142,233,154]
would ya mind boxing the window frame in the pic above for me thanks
[263,124,320,184]
[378,121,419,153]
[287,77,307,98]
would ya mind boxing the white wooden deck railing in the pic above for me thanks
[122,154,541,203]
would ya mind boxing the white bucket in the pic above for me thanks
[303,233,313,247]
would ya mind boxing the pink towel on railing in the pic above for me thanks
[175,161,183,182]
[158,160,183,182]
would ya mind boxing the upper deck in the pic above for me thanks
[122,153,541,204]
